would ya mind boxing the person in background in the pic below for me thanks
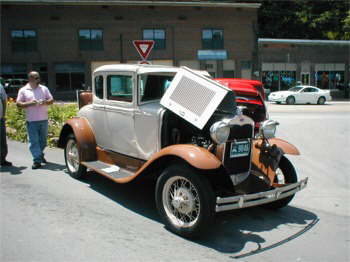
[0,80,12,166]
[16,71,54,169]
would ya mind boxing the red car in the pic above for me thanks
[216,78,266,100]
[215,78,267,133]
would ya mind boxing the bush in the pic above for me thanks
[5,100,78,147]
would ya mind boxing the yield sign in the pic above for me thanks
[133,40,155,61]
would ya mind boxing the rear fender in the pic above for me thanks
[57,117,97,161]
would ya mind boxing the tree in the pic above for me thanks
[257,0,350,40]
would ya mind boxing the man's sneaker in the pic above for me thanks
[42,157,47,164]
[0,160,12,166]
[32,162,41,169]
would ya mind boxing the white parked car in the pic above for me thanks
[268,86,332,105]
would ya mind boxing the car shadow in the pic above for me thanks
[78,171,318,257]
[80,171,159,221]
[196,206,318,258]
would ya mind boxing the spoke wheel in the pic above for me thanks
[156,165,215,238]
[163,176,200,228]
[264,156,298,209]
[64,134,87,179]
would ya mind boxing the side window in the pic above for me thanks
[107,75,133,102]
[94,75,104,99]
[140,74,174,102]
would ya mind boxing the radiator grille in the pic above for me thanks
[169,76,215,117]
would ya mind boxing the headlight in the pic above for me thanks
[260,119,279,139]
[210,121,230,144]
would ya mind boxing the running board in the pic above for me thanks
[81,161,134,180]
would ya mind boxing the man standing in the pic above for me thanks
[0,80,12,166]
[16,72,53,169]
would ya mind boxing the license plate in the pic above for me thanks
[230,140,251,158]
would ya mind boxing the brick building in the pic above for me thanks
[1,0,261,98]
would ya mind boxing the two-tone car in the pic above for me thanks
[58,64,308,238]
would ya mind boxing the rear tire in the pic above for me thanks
[64,134,87,179]
[286,96,295,105]
[263,156,297,209]
[317,96,326,105]
[155,165,215,238]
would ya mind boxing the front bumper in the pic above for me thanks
[215,177,308,212]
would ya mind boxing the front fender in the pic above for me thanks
[58,117,97,161]
[268,138,300,155]
[252,138,299,185]
[143,144,221,171]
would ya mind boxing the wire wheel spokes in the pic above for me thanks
[163,176,201,228]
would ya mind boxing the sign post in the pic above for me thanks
[132,40,155,64]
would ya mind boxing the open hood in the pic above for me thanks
[160,67,230,130]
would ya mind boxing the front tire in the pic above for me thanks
[286,96,295,105]
[155,165,215,238]
[264,156,297,209]
[64,134,87,179]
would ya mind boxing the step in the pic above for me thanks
[82,161,134,180]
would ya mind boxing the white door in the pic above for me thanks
[103,73,139,158]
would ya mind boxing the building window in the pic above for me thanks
[202,29,224,49]
[54,63,85,91]
[11,30,37,52]
[79,29,103,51]
[143,29,166,50]
[0,63,28,93]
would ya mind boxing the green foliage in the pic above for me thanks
[258,0,350,40]
[5,102,78,147]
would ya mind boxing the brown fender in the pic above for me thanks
[110,144,222,184]
[144,144,221,170]
[268,138,300,155]
[251,138,299,185]
[58,117,97,161]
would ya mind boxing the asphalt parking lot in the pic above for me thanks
[1,101,349,262]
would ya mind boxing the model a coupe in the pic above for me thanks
[58,64,308,238]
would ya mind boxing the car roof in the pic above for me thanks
[94,64,180,75]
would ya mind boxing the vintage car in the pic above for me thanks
[58,64,308,238]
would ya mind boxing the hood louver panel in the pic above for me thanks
[161,67,229,129]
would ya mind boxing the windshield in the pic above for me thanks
[288,86,303,92]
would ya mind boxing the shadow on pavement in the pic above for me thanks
[78,171,318,256]
[1,165,27,175]
[81,171,159,222]
[196,206,319,258]
[41,161,67,171]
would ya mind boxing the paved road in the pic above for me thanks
[1,102,349,262]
